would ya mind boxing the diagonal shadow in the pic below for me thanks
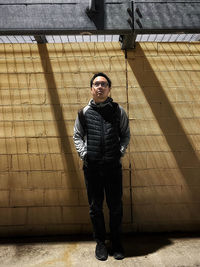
[37,43,80,189]
[127,43,200,201]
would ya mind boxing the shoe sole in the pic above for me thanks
[113,253,125,260]
[114,255,124,260]
[95,255,108,261]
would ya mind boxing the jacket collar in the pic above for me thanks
[89,97,113,109]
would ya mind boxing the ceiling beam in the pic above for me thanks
[0,1,200,49]
[0,0,132,35]
[133,1,200,33]
[121,0,200,49]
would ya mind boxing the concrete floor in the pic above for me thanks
[0,233,200,267]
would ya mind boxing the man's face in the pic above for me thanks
[91,76,111,103]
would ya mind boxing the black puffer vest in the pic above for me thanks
[84,98,121,163]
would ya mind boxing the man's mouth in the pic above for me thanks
[97,90,103,95]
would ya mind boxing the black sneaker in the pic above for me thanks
[112,244,125,260]
[95,242,108,261]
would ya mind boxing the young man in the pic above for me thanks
[73,73,130,261]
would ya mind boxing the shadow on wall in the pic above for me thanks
[127,43,200,228]
[37,43,81,180]
[37,44,83,217]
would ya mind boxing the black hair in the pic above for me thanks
[90,72,112,88]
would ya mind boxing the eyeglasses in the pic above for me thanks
[92,82,108,88]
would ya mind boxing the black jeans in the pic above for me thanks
[83,161,123,244]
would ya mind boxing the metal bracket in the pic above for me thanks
[85,0,105,30]
[34,35,47,44]
[88,0,97,13]
[120,1,136,50]
[85,0,98,19]
[120,33,137,50]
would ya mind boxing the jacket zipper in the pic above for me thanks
[100,115,105,160]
